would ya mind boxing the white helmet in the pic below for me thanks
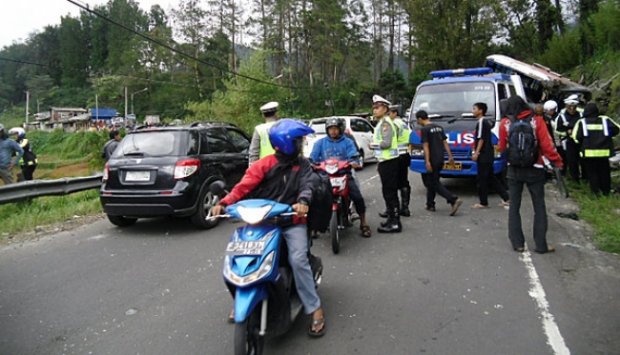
[564,94,579,105]
[543,100,558,112]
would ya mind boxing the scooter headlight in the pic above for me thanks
[236,205,272,225]
[325,163,339,174]
[223,251,275,287]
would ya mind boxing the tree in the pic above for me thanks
[58,16,89,87]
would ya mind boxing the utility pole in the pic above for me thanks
[124,86,128,118]
[25,90,30,125]
[130,88,148,115]
[95,94,99,120]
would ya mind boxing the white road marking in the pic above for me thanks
[520,250,570,355]
[360,174,379,185]
[87,234,108,241]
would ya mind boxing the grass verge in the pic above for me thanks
[568,176,620,254]
[0,189,102,241]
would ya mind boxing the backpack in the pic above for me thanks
[307,170,333,233]
[506,115,538,167]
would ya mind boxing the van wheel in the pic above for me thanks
[191,186,219,229]
[107,215,137,227]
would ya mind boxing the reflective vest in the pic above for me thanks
[572,115,619,158]
[393,117,411,155]
[17,138,37,166]
[256,121,276,158]
[556,108,583,140]
[373,117,399,162]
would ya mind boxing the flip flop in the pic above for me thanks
[471,203,489,209]
[308,317,326,337]
[227,309,234,324]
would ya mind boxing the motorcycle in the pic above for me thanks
[207,188,322,355]
[316,158,353,254]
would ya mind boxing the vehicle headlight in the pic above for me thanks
[236,205,272,224]
[223,251,275,286]
[325,163,339,174]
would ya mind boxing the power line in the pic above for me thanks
[65,0,300,90]
[0,56,47,67]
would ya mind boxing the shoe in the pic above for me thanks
[449,199,463,216]
[513,246,525,253]
[425,206,436,212]
[534,245,556,254]
[377,209,402,233]
[378,210,388,218]
[400,187,411,217]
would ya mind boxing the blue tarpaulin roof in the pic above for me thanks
[90,108,118,120]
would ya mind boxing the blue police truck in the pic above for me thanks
[407,67,527,177]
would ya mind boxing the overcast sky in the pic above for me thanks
[0,0,177,49]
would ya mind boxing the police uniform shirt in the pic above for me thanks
[474,118,494,163]
[420,124,447,167]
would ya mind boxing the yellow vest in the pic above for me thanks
[393,117,411,154]
[373,117,399,162]
[256,121,276,158]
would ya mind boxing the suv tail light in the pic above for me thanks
[174,158,200,179]
[102,162,109,182]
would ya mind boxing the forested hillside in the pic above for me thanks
[1,0,619,132]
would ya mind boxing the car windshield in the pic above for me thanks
[412,82,496,119]
[309,120,327,134]
[113,131,188,157]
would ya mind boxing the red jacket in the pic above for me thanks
[498,110,563,169]
[220,154,314,224]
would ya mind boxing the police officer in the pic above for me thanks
[371,95,402,233]
[390,104,412,217]
[248,101,279,165]
[555,94,584,181]
[8,127,37,181]
[572,102,620,195]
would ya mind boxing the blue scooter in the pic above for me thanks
[208,192,322,355]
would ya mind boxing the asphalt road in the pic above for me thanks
[1,166,619,355]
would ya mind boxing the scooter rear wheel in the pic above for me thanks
[330,210,340,254]
[234,310,263,355]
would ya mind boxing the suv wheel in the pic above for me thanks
[107,215,138,227]
[191,186,220,229]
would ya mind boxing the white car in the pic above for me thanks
[303,116,377,168]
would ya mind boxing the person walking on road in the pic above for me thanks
[248,101,279,165]
[102,130,121,162]
[0,123,24,185]
[572,102,620,196]
[371,95,402,233]
[9,127,37,181]
[498,96,563,254]
[415,110,463,216]
[471,102,509,209]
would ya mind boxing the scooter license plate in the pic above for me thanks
[330,176,346,188]
[226,241,266,255]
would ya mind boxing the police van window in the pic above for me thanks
[508,85,517,96]
[498,84,507,100]
[411,82,496,119]
[225,128,250,153]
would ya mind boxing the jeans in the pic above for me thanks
[283,224,321,314]
[477,160,509,205]
[348,176,366,214]
[0,167,13,185]
[421,165,457,208]
[507,167,550,252]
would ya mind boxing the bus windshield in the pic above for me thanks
[412,82,496,119]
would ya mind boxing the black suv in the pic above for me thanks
[100,122,250,228]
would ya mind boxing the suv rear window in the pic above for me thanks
[113,131,190,157]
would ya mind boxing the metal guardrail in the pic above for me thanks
[0,174,103,205]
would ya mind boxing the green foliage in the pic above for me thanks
[587,1,620,52]
[0,189,101,239]
[27,130,109,170]
[537,29,582,73]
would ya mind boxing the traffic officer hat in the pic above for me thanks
[372,95,391,108]
[389,104,401,112]
[564,94,579,106]
[260,101,279,114]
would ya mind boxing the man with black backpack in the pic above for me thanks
[498,96,563,254]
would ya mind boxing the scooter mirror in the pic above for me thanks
[209,181,226,195]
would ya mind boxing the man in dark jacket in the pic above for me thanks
[555,95,583,181]
[212,119,326,337]
[499,96,563,254]
[572,102,620,195]
[102,130,121,161]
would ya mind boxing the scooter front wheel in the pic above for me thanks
[234,312,263,355]
[330,210,340,254]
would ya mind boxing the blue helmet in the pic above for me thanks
[268,119,314,156]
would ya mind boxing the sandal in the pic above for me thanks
[308,317,326,337]
[227,309,235,323]
[499,200,510,207]
[472,203,489,209]
[360,224,372,238]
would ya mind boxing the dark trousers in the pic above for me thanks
[348,176,366,214]
[477,160,509,205]
[582,158,611,195]
[421,165,457,208]
[565,139,583,181]
[378,158,401,211]
[507,167,550,252]
[19,165,36,181]
[397,153,411,189]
